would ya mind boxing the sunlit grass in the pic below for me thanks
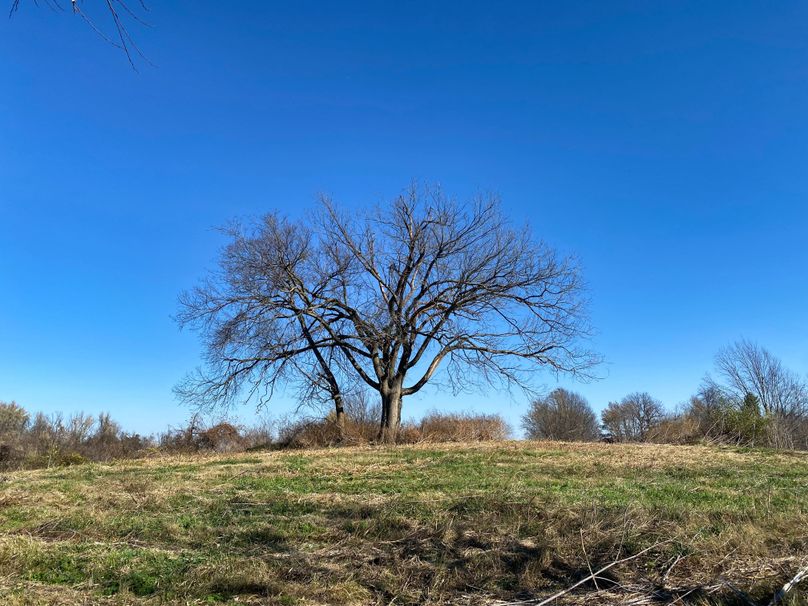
[1,441,806,605]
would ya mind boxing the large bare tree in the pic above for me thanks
[176,214,353,436]
[179,186,597,442]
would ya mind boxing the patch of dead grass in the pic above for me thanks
[0,442,805,604]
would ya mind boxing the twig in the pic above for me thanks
[662,554,684,585]
[580,529,599,591]
[769,563,808,606]
[10,0,150,69]
[722,581,757,606]
[669,585,704,605]
[498,540,670,606]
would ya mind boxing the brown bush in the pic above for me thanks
[277,397,379,448]
[277,418,342,449]
[416,411,510,443]
[275,410,509,448]
[395,424,423,444]
[276,414,369,448]
[645,415,701,445]
[196,423,244,452]
[0,405,153,470]
[240,416,275,451]
[159,417,251,453]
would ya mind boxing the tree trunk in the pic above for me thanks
[377,386,402,444]
[333,392,346,442]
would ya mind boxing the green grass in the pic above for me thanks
[0,441,806,605]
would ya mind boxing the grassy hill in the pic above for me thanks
[0,441,806,605]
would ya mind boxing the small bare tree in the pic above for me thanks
[705,340,807,448]
[601,392,665,442]
[709,340,807,418]
[522,388,599,441]
[179,186,598,442]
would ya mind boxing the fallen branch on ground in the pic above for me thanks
[497,540,671,606]
[769,563,808,606]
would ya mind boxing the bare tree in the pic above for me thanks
[705,340,807,448]
[314,188,597,441]
[0,401,29,436]
[522,388,599,441]
[176,214,353,438]
[179,186,597,442]
[601,392,665,442]
[9,0,150,69]
[709,340,807,419]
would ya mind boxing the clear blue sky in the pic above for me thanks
[1,1,806,435]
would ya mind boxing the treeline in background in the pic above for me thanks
[1,339,805,470]
[0,397,510,471]
[525,339,808,449]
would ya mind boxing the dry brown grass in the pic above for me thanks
[0,441,806,605]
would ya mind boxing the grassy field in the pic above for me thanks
[0,441,806,605]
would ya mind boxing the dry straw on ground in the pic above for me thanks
[0,441,806,605]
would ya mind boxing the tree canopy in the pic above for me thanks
[178,186,598,441]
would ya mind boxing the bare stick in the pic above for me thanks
[722,581,757,606]
[498,540,669,606]
[580,529,599,591]
[769,563,808,606]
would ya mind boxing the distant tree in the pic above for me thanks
[704,340,807,448]
[0,401,29,466]
[0,401,29,436]
[178,186,598,442]
[522,388,599,441]
[708,340,807,419]
[729,392,767,446]
[601,392,665,442]
[685,385,731,437]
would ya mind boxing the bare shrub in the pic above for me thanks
[395,424,423,444]
[196,423,244,452]
[274,410,509,448]
[0,405,152,469]
[158,414,206,453]
[241,415,276,451]
[158,416,248,453]
[416,411,510,443]
[601,393,665,442]
[522,388,599,441]
[276,415,345,449]
[644,414,701,444]
[277,392,381,448]
[343,391,380,442]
